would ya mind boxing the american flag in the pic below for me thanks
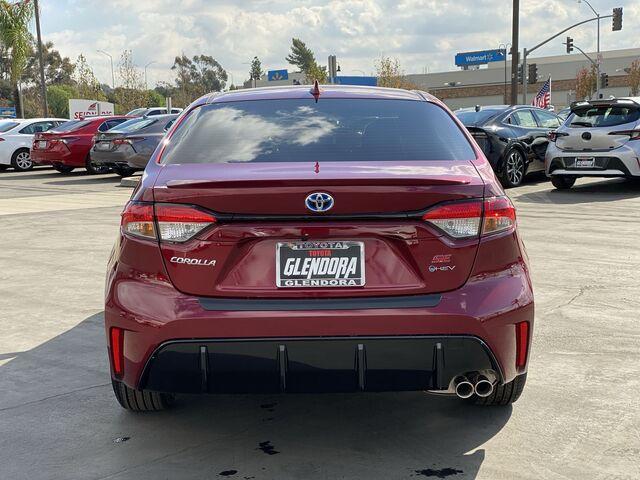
[531,78,551,108]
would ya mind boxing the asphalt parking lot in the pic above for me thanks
[0,168,639,480]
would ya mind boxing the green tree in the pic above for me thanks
[25,41,75,85]
[249,56,263,85]
[114,50,146,113]
[47,84,77,118]
[286,38,316,73]
[145,89,164,107]
[170,54,227,105]
[0,0,34,115]
[74,54,104,100]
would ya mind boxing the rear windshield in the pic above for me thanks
[0,120,19,132]
[455,109,502,126]
[52,120,90,133]
[109,117,156,133]
[568,105,640,128]
[161,99,475,164]
[126,108,147,116]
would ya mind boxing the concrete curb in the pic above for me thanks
[119,176,141,188]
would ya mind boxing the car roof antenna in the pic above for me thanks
[310,80,321,102]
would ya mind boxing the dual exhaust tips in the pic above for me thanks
[453,374,494,399]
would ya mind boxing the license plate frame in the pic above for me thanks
[95,142,111,151]
[276,240,365,288]
[37,140,47,149]
[574,157,595,168]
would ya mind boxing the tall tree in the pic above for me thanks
[286,38,316,73]
[0,0,34,115]
[114,49,146,113]
[249,56,263,84]
[170,54,227,105]
[74,54,104,100]
[25,41,75,85]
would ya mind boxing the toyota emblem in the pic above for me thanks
[305,192,334,213]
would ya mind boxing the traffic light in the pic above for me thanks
[612,7,622,31]
[528,63,538,84]
[566,36,574,54]
[517,64,524,84]
[600,73,609,88]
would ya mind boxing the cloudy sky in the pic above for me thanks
[38,0,638,89]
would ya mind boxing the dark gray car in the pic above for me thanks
[91,114,178,176]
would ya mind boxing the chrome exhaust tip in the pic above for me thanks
[473,376,494,398]
[453,375,474,399]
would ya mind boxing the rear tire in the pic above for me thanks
[551,175,576,190]
[500,149,526,188]
[53,165,75,174]
[112,380,174,412]
[85,155,110,174]
[11,148,33,171]
[112,166,136,177]
[472,373,527,406]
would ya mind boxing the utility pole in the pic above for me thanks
[509,0,520,105]
[499,42,511,103]
[34,0,48,116]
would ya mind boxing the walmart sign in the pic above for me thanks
[455,49,505,67]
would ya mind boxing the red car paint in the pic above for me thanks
[31,116,130,169]
[105,86,534,399]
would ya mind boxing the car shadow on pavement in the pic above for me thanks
[514,178,640,205]
[0,313,511,480]
[45,175,123,186]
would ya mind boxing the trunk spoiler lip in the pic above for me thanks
[570,98,640,111]
[164,177,474,189]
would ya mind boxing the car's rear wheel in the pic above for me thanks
[472,373,527,406]
[551,175,576,190]
[85,155,110,175]
[112,380,174,412]
[53,165,75,174]
[11,149,33,171]
[500,149,526,188]
[112,165,137,177]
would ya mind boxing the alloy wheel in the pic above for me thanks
[506,150,524,186]
[14,151,32,171]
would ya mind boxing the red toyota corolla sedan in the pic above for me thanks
[105,85,534,411]
[32,116,130,174]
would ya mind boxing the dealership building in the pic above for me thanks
[247,47,640,110]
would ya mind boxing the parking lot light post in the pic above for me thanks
[97,50,115,88]
[144,61,156,90]
[499,43,512,103]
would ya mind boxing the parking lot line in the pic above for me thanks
[0,191,130,216]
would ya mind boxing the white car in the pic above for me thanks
[126,107,183,117]
[0,118,68,171]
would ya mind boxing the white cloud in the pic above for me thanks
[41,0,638,89]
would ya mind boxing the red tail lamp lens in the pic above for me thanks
[110,327,124,377]
[515,321,530,370]
[482,196,516,236]
[121,202,155,240]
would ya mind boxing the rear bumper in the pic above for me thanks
[91,149,144,169]
[141,335,499,394]
[545,145,640,178]
[105,244,534,394]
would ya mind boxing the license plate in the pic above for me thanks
[276,241,365,288]
[95,142,111,151]
[37,141,47,149]
[574,157,595,168]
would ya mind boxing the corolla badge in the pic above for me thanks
[170,256,216,266]
[305,192,334,213]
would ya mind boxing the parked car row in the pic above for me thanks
[455,97,640,190]
[0,118,68,171]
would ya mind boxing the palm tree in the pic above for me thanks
[0,0,34,116]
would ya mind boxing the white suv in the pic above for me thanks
[0,118,68,171]
[545,98,640,189]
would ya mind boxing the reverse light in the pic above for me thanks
[422,196,516,239]
[515,321,530,370]
[155,203,217,242]
[109,327,124,377]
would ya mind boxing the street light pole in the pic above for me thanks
[97,50,115,88]
[144,61,156,90]
[33,0,48,116]
[578,0,601,97]
[509,0,520,105]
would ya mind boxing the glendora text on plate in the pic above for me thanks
[276,241,365,288]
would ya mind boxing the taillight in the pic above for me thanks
[120,202,217,242]
[548,131,568,142]
[121,202,155,240]
[609,129,640,140]
[109,327,124,377]
[113,138,132,145]
[422,196,516,239]
[515,321,530,370]
[155,203,217,242]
